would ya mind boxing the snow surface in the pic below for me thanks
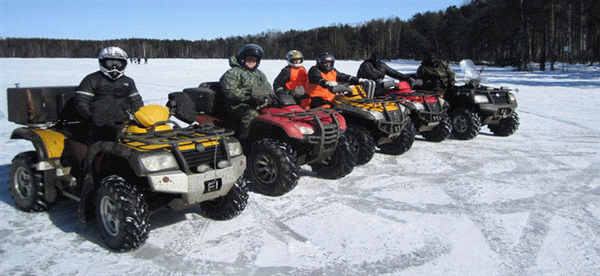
[1,58,599,275]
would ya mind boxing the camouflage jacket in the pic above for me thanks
[416,60,456,90]
[219,56,273,107]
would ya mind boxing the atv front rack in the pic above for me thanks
[118,120,234,146]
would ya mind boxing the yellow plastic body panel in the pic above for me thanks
[32,129,67,158]
[333,85,401,112]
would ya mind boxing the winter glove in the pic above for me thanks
[251,86,274,105]
[324,81,338,89]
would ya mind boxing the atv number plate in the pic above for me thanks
[203,178,223,194]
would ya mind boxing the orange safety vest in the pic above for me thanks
[286,67,308,91]
[302,70,338,108]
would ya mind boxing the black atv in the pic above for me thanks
[7,85,248,252]
[167,82,355,197]
[445,60,520,140]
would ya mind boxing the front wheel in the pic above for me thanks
[450,108,481,140]
[345,126,375,166]
[199,177,249,220]
[421,112,452,142]
[96,175,150,252]
[378,119,416,155]
[310,134,356,179]
[9,151,48,212]
[247,138,299,197]
[489,112,519,136]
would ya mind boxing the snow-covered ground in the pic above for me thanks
[1,58,599,275]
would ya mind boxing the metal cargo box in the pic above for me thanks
[7,86,78,125]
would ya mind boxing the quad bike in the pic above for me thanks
[328,80,415,166]
[445,60,520,140]
[381,80,452,142]
[166,82,355,197]
[7,86,248,252]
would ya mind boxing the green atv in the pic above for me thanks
[7,85,248,252]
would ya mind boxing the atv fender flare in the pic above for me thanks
[10,127,66,161]
[10,127,65,203]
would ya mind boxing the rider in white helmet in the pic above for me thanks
[273,50,308,96]
[75,46,144,142]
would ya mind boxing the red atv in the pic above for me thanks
[167,82,355,197]
[381,80,452,142]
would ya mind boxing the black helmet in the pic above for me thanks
[316,52,335,72]
[238,44,264,65]
[370,52,382,63]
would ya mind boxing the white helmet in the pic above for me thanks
[99,46,128,80]
[286,50,304,68]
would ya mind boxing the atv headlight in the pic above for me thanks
[413,103,425,111]
[369,111,385,121]
[508,93,517,103]
[473,94,489,103]
[226,139,244,157]
[295,124,315,135]
[141,153,179,172]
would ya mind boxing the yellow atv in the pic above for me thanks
[330,80,415,165]
[7,86,248,252]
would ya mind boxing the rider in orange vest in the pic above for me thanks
[302,52,365,108]
[273,50,308,99]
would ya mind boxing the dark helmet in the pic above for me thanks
[237,44,264,68]
[316,52,335,72]
[369,52,382,63]
[98,46,128,80]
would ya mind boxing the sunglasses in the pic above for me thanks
[103,59,126,70]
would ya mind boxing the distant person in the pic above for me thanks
[75,46,144,142]
[357,51,414,95]
[302,52,366,108]
[273,50,308,102]
[416,53,456,93]
[219,43,273,139]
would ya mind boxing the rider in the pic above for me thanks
[357,51,414,95]
[416,52,456,93]
[302,52,366,108]
[75,46,144,142]
[273,50,308,97]
[219,43,274,139]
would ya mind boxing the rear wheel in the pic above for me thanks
[311,134,356,179]
[378,119,416,155]
[199,177,249,220]
[247,138,299,196]
[345,126,375,166]
[421,112,452,142]
[451,108,481,140]
[96,175,150,252]
[9,151,48,212]
[489,112,519,136]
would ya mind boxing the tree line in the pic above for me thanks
[1,0,598,70]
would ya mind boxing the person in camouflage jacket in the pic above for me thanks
[219,44,273,139]
[416,53,456,93]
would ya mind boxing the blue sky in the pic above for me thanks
[2,0,465,41]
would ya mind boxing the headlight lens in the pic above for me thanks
[473,94,489,103]
[141,153,179,172]
[295,124,315,135]
[508,93,517,103]
[369,111,385,121]
[226,140,244,157]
